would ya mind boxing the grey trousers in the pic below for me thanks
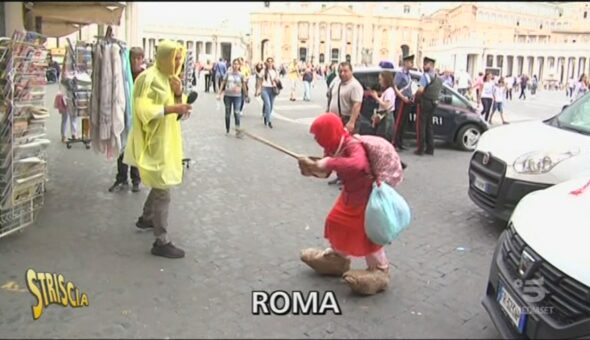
[142,188,171,244]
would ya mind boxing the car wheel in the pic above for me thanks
[456,124,481,151]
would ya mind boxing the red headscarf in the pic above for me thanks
[309,113,350,155]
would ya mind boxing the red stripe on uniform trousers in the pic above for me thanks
[393,101,405,141]
[415,103,422,151]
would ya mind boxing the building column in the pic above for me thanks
[315,22,320,64]
[277,22,283,63]
[292,20,298,61]
[326,23,331,62]
[341,24,347,63]
[5,2,24,35]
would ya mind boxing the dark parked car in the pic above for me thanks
[353,67,489,151]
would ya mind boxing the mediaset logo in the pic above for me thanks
[25,269,89,320]
[514,277,554,315]
[252,290,342,315]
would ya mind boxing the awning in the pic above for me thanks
[24,2,126,37]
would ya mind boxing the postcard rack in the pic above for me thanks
[0,30,51,239]
[61,38,92,149]
[183,50,196,94]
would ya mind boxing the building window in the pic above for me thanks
[299,48,308,62]
[403,5,410,14]
[205,42,212,54]
[584,11,587,19]
[345,54,351,62]
[486,55,494,67]
[319,53,325,63]
[331,48,339,62]
[298,22,309,40]
[322,4,326,10]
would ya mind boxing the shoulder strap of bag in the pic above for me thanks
[352,135,379,184]
[337,82,342,117]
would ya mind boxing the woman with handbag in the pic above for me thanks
[369,71,396,143]
[297,113,390,295]
[257,57,281,128]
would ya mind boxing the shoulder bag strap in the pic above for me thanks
[337,82,342,117]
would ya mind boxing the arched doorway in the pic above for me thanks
[261,39,269,61]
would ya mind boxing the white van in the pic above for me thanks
[468,92,590,221]
[482,177,590,338]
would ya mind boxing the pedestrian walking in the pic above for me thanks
[257,57,280,128]
[297,113,391,295]
[456,69,471,96]
[531,75,538,96]
[326,61,338,88]
[237,58,251,116]
[369,71,396,142]
[568,76,576,97]
[505,74,514,100]
[302,64,315,101]
[254,62,265,117]
[125,40,193,259]
[204,60,212,93]
[218,58,248,137]
[54,91,78,143]
[214,58,227,94]
[288,59,300,101]
[519,74,529,100]
[480,73,495,122]
[473,72,484,108]
[571,74,589,102]
[414,57,443,156]
[108,46,145,193]
[489,77,508,124]
[393,54,415,151]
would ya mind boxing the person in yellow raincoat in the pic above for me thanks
[124,40,193,258]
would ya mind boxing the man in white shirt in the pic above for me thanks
[505,75,514,100]
[455,69,471,96]
[326,61,364,133]
[568,77,576,98]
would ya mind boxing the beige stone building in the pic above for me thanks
[250,2,424,66]
[140,23,249,63]
[252,1,590,85]
[421,2,590,83]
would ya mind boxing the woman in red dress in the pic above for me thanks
[298,113,390,295]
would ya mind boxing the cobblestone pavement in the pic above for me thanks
[0,79,565,338]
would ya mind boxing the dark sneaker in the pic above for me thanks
[268,121,273,129]
[108,181,128,192]
[135,217,154,230]
[151,241,185,258]
[132,183,140,192]
[425,150,434,155]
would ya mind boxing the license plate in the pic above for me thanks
[473,176,490,193]
[497,285,527,333]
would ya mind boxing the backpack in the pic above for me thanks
[354,135,403,187]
